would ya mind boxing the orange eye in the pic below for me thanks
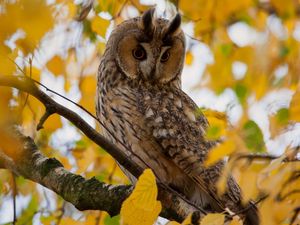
[161,50,170,62]
[132,46,146,60]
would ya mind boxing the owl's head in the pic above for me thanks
[107,8,185,85]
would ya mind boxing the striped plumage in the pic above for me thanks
[96,9,259,225]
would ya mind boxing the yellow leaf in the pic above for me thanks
[216,163,231,196]
[21,96,44,132]
[207,45,235,92]
[80,76,97,95]
[73,147,96,174]
[185,51,194,65]
[43,114,62,131]
[254,74,268,99]
[228,217,243,225]
[120,169,162,225]
[179,0,213,21]
[15,37,35,55]
[204,109,227,121]
[214,0,253,23]
[182,214,194,225]
[46,55,65,76]
[255,10,268,31]
[270,0,295,18]
[289,90,300,122]
[97,42,106,55]
[64,79,71,92]
[0,0,54,52]
[237,164,259,203]
[60,217,84,225]
[205,139,235,167]
[91,16,110,38]
[67,2,77,18]
[0,47,18,76]
[128,0,150,12]
[0,127,22,162]
[21,105,35,129]
[200,213,225,225]
[203,109,228,140]
[57,156,72,171]
[0,87,12,122]
[97,0,128,15]
[79,76,97,113]
[24,66,41,81]
[260,198,297,225]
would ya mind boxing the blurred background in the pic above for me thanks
[0,0,300,224]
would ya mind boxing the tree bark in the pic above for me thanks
[0,127,133,216]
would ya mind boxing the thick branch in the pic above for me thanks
[0,75,200,221]
[0,128,132,216]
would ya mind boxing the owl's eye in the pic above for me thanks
[132,46,146,60]
[160,50,170,62]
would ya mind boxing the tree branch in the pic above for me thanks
[234,151,300,163]
[0,127,133,216]
[0,75,143,178]
[0,75,201,222]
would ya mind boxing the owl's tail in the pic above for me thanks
[242,201,260,225]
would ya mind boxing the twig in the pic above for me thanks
[233,194,268,216]
[278,190,300,201]
[108,162,117,183]
[95,211,102,225]
[185,33,203,43]
[12,173,17,225]
[290,207,300,225]
[42,188,51,209]
[22,57,33,110]
[56,201,66,225]
[234,153,300,163]
[290,206,300,225]
[32,78,98,121]
[76,0,94,21]
[36,109,54,131]
[110,0,129,20]
[128,0,143,13]
[258,2,300,16]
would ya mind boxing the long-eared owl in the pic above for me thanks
[96,8,259,225]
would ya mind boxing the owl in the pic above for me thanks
[96,8,259,225]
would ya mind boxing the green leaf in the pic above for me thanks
[220,44,232,57]
[234,83,248,104]
[104,214,120,225]
[75,139,88,149]
[280,46,290,57]
[243,120,266,153]
[206,126,221,140]
[16,195,38,225]
[83,19,97,42]
[95,173,106,182]
[276,108,289,124]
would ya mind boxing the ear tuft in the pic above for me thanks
[141,8,155,34]
[165,13,181,36]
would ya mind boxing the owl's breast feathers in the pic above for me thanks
[97,70,258,223]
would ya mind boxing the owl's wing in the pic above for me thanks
[141,89,241,209]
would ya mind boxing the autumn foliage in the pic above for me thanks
[0,0,300,224]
